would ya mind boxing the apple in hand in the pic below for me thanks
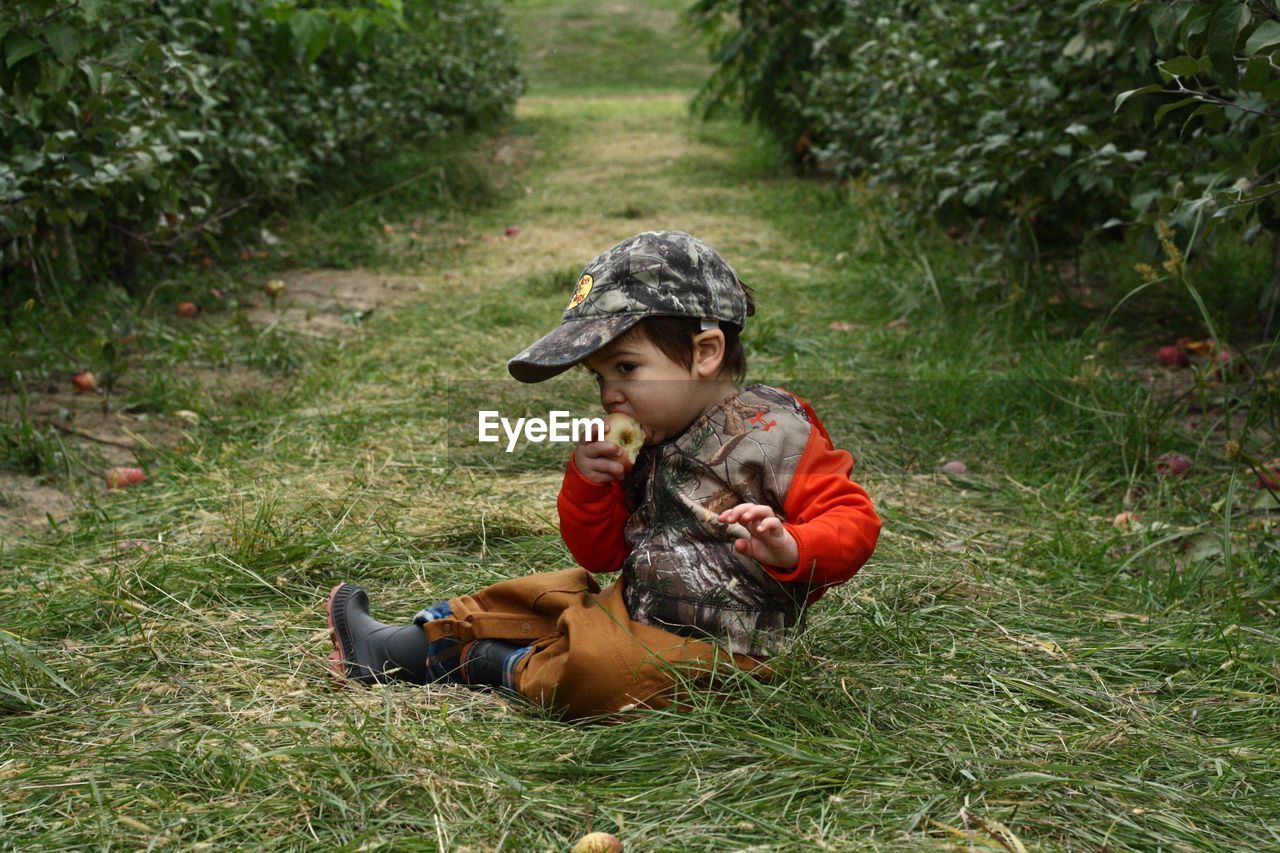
[604,412,644,468]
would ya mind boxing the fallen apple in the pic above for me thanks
[177,301,198,317]
[72,371,97,393]
[1182,338,1216,357]
[1256,458,1280,490]
[939,460,968,476]
[1112,511,1139,528]
[1212,347,1236,380]
[570,832,622,853]
[105,467,146,490]
[603,412,644,468]
[265,279,286,299]
[1156,345,1188,368]
[1155,452,1191,477]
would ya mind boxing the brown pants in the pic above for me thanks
[419,568,763,719]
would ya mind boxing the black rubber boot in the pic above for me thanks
[326,583,434,685]
[462,639,526,689]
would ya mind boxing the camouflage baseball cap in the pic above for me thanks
[508,230,750,383]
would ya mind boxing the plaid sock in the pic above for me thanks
[412,601,453,624]
[498,644,533,692]
[413,601,464,684]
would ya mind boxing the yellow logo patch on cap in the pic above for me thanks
[568,274,593,309]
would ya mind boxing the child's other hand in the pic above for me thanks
[718,503,798,569]
[573,438,627,484]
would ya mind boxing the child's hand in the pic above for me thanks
[573,438,628,484]
[718,503,798,569]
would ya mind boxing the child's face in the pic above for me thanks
[582,330,728,445]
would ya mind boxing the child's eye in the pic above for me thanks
[616,363,636,375]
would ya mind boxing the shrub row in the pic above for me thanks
[0,0,522,299]
[692,1,1275,256]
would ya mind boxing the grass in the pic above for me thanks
[505,0,711,96]
[3,0,1279,850]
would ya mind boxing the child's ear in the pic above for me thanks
[691,329,726,378]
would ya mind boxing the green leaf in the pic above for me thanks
[1152,2,1192,46]
[45,24,78,65]
[1245,20,1280,56]
[1159,55,1201,78]
[1246,131,1275,169]
[1114,84,1164,112]
[289,11,329,64]
[1131,190,1159,213]
[1155,95,1199,126]
[1184,102,1225,133]
[4,33,41,69]
[1241,55,1270,92]
[1206,2,1249,86]
[1183,4,1214,40]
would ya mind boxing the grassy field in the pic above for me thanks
[2,0,1278,849]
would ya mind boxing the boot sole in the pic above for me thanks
[326,583,361,687]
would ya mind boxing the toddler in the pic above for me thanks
[327,230,880,718]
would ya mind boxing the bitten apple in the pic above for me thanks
[603,412,644,467]
[72,372,97,393]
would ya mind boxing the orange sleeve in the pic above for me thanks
[557,454,631,574]
[769,401,881,600]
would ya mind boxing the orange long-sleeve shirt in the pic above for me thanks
[557,393,880,605]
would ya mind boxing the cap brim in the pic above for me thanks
[507,314,643,383]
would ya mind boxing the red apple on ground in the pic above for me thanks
[505,225,521,237]
[603,412,644,468]
[570,833,622,853]
[1257,458,1280,490]
[176,301,198,317]
[105,467,146,490]
[1155,452,1191,477]
[1212,347,1236,379]
[1157,345,1188,367]
[72,372,97,393]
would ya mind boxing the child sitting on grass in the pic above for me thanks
[326,230,880,718]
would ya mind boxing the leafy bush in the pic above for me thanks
[691,0,1276,260]
[696,3,1172,236]
[1109,1,1280,240]
[0,0,522,301]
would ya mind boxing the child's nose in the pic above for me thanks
[599,382,625,409]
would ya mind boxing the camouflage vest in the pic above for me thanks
[622,385,816,657]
